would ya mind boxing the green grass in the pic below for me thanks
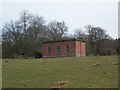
[2,56,118,88]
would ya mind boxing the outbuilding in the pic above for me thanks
[42,39,86,58]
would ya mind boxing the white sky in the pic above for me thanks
[0,0,119,39]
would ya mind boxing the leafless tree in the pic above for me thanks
[47,20,68,40]
[85,25,112,55]
[74,28,87,39]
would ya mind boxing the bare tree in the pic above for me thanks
[85,25,112,55]
[27,14,47,55]
[2,10,46,58]
[2,20,24,58]
[74,28,87,40]
[18,10,34,58]
[47,20,68,40]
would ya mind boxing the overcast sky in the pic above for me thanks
[0,0,118,39]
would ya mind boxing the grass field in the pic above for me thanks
[2,56,118,88]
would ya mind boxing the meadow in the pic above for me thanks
[2,56,118,88]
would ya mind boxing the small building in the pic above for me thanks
[42,39,86,58]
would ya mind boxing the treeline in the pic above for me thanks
[2,10,118,58]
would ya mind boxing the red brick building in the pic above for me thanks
[42,39,86,58]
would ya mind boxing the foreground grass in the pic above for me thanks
[2,56,118,88]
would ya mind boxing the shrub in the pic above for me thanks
[34,52,43,58]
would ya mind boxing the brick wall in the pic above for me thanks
[42,40,86,58]
[42,41,76,58]
[76,41,86,56]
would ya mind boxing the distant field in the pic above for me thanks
[2,56,118,88]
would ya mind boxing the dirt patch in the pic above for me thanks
[112,62,118,65]
[93,63,100,66]
[52,80,69,88]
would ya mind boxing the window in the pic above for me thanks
[56,46,60,54]
[48,46,51,54]
[66,45,70,53]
